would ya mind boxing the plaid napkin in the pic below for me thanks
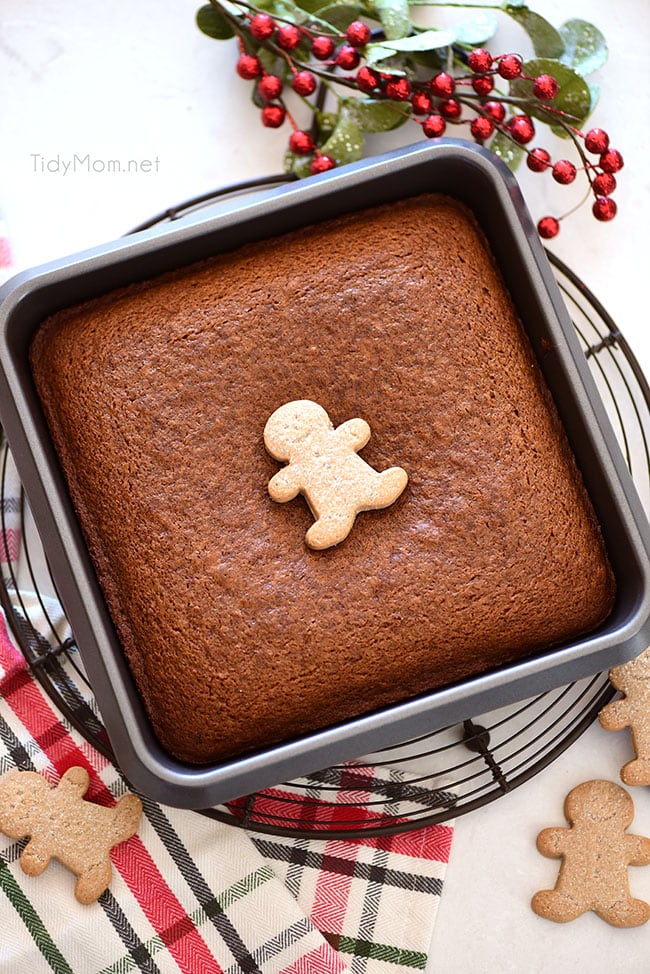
[0,442,454,973]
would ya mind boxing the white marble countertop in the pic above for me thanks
[1,0,649,970]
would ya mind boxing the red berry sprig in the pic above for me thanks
[219,9,622,238]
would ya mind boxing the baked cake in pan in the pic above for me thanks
[29,194,615,764]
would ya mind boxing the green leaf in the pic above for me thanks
[372,0,411,41]
[489,131,525,171]
[296,0,337,12]
[315,2,367,31]
[346,97,410,133]
[511,57,593,133]
[270,0,306,21]
[257,46,283,74]
[407,48,447,72]
[315,111,340,135]
[559,19,608,75]
[320,114,365,165]
[364,44,407,72]
[454,11,498,46]
[373,27,456,53]
[284,149,313,178]
[504,5,564,58]
[196,4,235,39]
[365,26,455,70]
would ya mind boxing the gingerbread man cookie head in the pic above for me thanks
[264,399,408,550]
[610,650,650,694]
[565,779,634,829]
[264,399,333,461]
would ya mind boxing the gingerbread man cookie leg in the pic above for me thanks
[20,835,53,877]
[531,888,586,924]
[76,859,114,906]
[306,511,356,550]
[601,897,650,928]
[375,467,409,507]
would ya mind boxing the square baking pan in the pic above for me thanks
[1,139,650,808]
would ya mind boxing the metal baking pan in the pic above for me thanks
[1,139,650,808]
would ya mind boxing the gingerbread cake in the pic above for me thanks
[29,194,616,764]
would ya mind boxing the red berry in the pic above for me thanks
[311,35,335,60]
[592,171,616,196]
[497,54,523,80]
[236,54,262,80]
[527,147,551,173]
[249,13,275,40]
[411,90,433,115]
[538,216,560,239]
[483,100,506,122]
[335,45,360,70]
[468,48,493,73]
[509,114,535,144]
[346,20,371,47]
[592,196,617,221]
[356,66,380,93]
[439,98,462,120]
[422,114,446,138]
[292,71,317,96]
[385,77,412,101]
[584,128,609,154]
[310,154,336,174]
[470,116,495,142]
[532,74,559,100]
[552,159,577,184]
[288,130,315,155]
[276,24,302,50]
[261,104,286,128]
[599,148,624,173]
[472,75,494,96]
[431,72,455,98]
[258,74,283,101]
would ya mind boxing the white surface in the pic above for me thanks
[1,1,650,970]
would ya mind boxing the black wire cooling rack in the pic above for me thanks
[1,177,647,839]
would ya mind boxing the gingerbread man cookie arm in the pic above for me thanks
[335,418,371,451]
[111,795,144,843]
[268,465,302,503]
[536,826,570,858]
[626,834,650,866]
[599,698,632,732]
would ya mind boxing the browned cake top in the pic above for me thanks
[30,194,615,763]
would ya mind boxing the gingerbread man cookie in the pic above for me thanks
[0,767,142,904]
[532,779,650,927]
[599,647,650,786]
[264,400,408,550]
